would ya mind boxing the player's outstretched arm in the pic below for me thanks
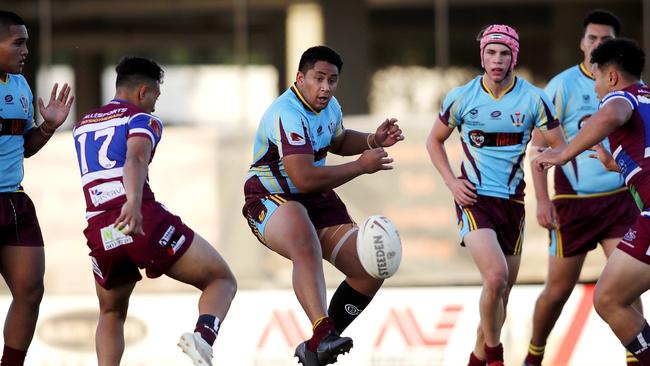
[114,136,152,236]
[329,118,404,156]
[425,118,477,206]
[284,148,393,193]
[24,83,74,157]
[534,98,631,171]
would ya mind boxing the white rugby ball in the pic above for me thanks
[356,215,402,279]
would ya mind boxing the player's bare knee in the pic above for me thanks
[289,239,322,263]
[483,272,508,296]
[593,285,617,319]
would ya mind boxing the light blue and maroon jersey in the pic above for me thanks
[244,84,344,197]
[603,84,650,210]
[0,74,34,192]
[73,99,163,218]
[545,64,625,197]
[439,75,559,200]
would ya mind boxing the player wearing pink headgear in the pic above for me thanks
[426,23,567,366]
[479,24,520,74]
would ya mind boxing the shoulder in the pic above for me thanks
[601,90,638,109]
[517,78,548,100]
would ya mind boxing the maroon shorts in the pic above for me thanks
[0,191,43,247]
[455,195,526,255]
[242,190,354,245]
[618,212,650,265]
[550,190,638,257]
[84,201,194,289]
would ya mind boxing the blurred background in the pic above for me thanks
[2,0,648,365]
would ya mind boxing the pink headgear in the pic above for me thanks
[479,24,520,71]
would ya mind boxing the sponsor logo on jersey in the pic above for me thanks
[510,111,525,127]
[468,130,485,148]
[490,110,502,119]
[469,109,478,119]
[289,132,306,146]
[624,229,637,242]
[89,181,126,207]
[148,118,162,137]
[4,95,13,103]
[317,125,324,136]
[158,225,176,248]
[166,235,186,255]
[100,224,133,251]
[582,94,590,104]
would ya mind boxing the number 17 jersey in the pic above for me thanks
[73,99,163,218]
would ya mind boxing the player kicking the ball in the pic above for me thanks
[73,56,236,366]
[242,45,404,365]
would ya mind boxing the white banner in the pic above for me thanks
[9,285,637,366]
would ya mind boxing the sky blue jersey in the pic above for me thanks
[0,74,34,192]
[439,75,559,200]
[545,64,625,196]
[244,85,344,196]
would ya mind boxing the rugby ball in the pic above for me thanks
[356,215,402,279]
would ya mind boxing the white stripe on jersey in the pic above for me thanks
[129,128,155,146]
[625,166,642,185]
[81,167,124,186]
[602,94,636,110]
[613,145,623,160]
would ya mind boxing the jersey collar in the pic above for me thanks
[579,63,594,80]
[290,84,320,115]
[481,75,517,100]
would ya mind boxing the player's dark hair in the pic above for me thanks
[583,9,621,36]
[115,56,164,89]
[298,46,343,74]
[0,11,25,39]
[591,38,645,80]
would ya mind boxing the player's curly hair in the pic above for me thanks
[115,56,164,88]
[590,38,645,80]
[298,46,343,74]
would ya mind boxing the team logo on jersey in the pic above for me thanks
[19,95,28,112]
[469,109,478,119]
[288,132,306,146]
[510,111,525,127]
[468,130,485,148]
[582,94,591,104]
[317,125,324,136]
[4,95,13,103]
[490,110,502,119]
[148,118,161,137]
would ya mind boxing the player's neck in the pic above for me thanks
[482,73,514,99]
[0,73,7,83]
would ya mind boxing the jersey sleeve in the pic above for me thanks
[438,87,463,129]
[127,113,163,149]
[544,77,566,124]
[273,109,314,157]
[533,89,559,130]
[600,91,639,110]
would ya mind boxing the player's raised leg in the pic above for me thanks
[168,233,236,366]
